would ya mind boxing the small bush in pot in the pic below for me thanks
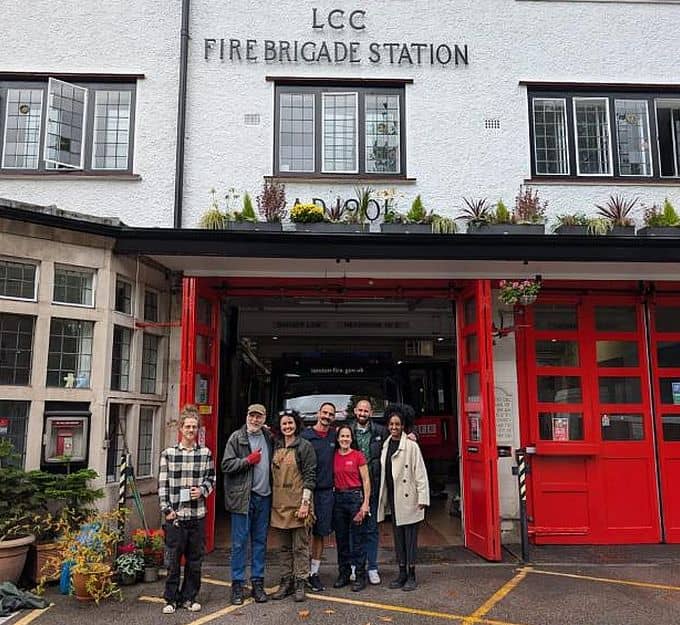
[199,189,228,229]
[595,194,638,229]
[233,192,257,223]
[514,186,547,224]
[257,180,287,223]
[459,197,492,228]
[291,203,326,224]
[643,199,679,227]
[115,551,145,585]
[405,194,432,224]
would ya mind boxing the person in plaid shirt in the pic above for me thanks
[159,404,216,614]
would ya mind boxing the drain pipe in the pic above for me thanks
[174,0,191,228]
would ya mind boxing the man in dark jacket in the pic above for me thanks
[221,403,273,605]
[351,398,387,585]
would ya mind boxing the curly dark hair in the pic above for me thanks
[277,408,303,437]
[384,403,415,432]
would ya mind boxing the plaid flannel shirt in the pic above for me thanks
[158,443,216,520]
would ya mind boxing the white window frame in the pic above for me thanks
[573,97,613,177]
[91,89,131,171]
[0,257,39,302]
[654,98,680,179]
[614,99,653,178]
[43,78,88,170]
[364,92,402,175]
[532,97,570,176]
[52,264,96,308]
[136,405,157,478]
[1,88,44,170]
[321,92,359,174]
[114,275,134,316]
[278,92,316,174]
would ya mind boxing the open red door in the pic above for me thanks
[180,277,221,552]
[457,280,501,560]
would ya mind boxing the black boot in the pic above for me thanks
[351,570,367,592]
[402,567,417,591]
[333,569,351,588]
[230,581,244,605]
[251,578,268,603]
[388,566,408,589]
[294,578,306,602]
[271,577,294,600]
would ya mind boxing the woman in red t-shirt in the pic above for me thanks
[332,424,371,591]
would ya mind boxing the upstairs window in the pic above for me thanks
[115,277,133,315]
[0,258,37,300]
[53,265,95,307]
[0,76,136,174]
[529,87,680,180]
[274,83,406,178]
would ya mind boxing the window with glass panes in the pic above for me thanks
[0,400,30,466]
[111,325,132,391]
[0,77,135,173]
[143,290,159,322]
[106,403,127,482]
[137,406,155,476]
[529,88,680,179]
[0,259,37,300]
[274,83,406,177]
[141,333,159,394]
[0,313,34,385]
[47,318,94,388]
[115,277,132,314]
[53,265,95,306]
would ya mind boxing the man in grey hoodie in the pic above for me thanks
[221,403,273,605]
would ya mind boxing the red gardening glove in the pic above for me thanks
[246,449,262,465]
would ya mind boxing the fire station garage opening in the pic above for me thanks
[215,297,462,548]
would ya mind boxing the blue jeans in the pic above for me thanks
[230,492,271,582]
[361,490,379,571]
[333,489,366,575]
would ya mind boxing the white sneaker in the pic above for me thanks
[368,570,381,585]
[350,565,356,582]
[162,604,176,614]
[182,601,202,612]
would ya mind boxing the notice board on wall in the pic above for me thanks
[495,387,515,444]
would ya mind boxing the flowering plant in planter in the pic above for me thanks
[131,528,164,552]
[498,279,542,306]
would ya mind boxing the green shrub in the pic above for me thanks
[291,203,326,223]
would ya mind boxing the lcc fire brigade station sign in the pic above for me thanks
[204,7,469,67]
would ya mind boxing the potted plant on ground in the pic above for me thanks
[637,199,680,237]
[381,194,433,233]
[595,194,638,236]
[255,179,286,231]
[0,440,37,584]
[115,551,144,586]
[131,528,164,567]
[498,278,542,306]
[553,213,611,236]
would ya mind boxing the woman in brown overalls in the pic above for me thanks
[270,409,317,602]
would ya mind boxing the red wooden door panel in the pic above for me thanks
[649,298,680,542]
[456,280,501,560]
[180,277,221,552]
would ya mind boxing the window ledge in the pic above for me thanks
[266,174,416,184]
[0,172,141,181]
[525,177,680,186]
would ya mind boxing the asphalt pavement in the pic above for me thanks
[6,546,680,625]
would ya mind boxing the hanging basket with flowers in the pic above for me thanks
[498,279,541,306]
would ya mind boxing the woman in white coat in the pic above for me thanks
[377,404,429,591]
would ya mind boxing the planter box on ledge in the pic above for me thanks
[636,226,680,237]
[228,222,282,232]
[606,226,636,237]
[380,223,432,234]
[294,223,367,233]
[467,223,545,235]
[554,225,589,235]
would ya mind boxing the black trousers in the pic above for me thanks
[333,489,366,574]
[392,521,419,569]
[164,518,205,604]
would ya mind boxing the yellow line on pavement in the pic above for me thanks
[185,600,254,625]
[306,592,530,625]
[523,567,680,592]
[202,576,277,593]
[11,606,51,625]
[139,595,166,603]
[463,569,530,625]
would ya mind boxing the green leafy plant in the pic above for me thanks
[234,192,257,223]
[199,189,228,229]
[431,214,457,234]
[595,194,638,227]
[290,203,326,223]
[345,186,374,225]
[514,186,547,224]
[406,194,432,224]
[459,197,492,227]
[115,551,145,576]
[492,200,514,225]
[553,213,611,235]
[586,218,612,236]
[554,213,589,229]
[643,199,679,227]
[256,180,287,223]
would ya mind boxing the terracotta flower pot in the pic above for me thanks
[30,540,61,583]
[0,534,35,584]
[72,563,112,601]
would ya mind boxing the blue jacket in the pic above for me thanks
[301,426,336,490]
